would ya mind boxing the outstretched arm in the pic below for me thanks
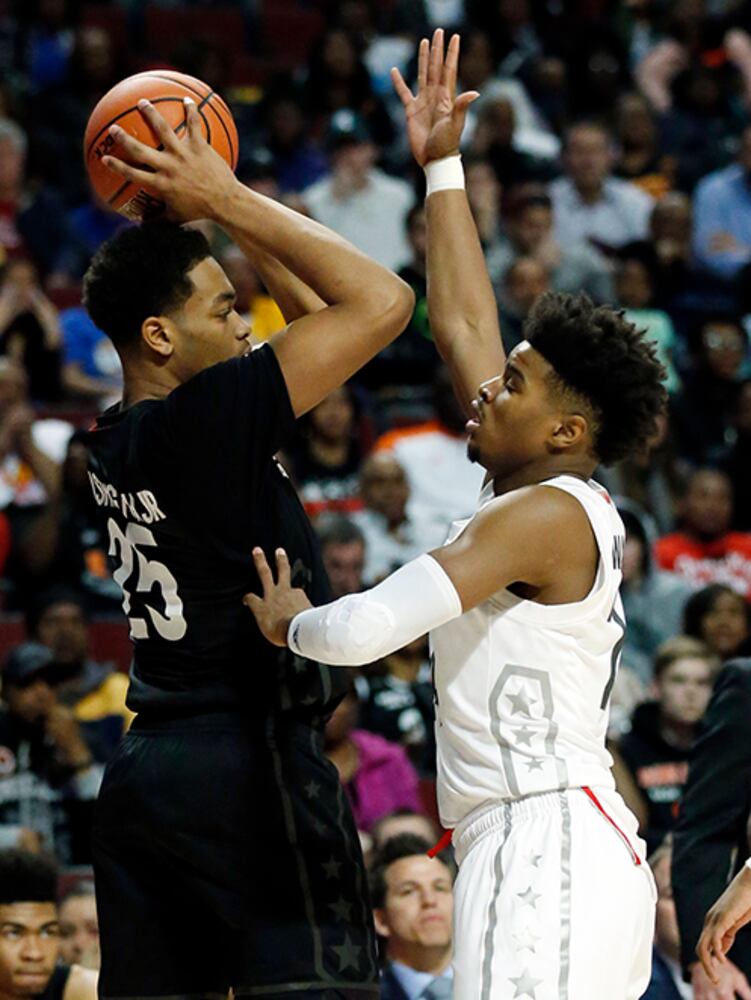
[392,30,505,417]
[103,100,414,417]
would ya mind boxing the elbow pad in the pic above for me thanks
[288,554,462,666]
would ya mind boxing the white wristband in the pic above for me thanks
[425,155,465,197]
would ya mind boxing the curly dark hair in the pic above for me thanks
[0,849,57,905]
[83,221,211,349]
[524,292,667,465]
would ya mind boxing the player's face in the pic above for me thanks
[170,257,252,378]
[465,343,565,477]
[0,903,59,998]
[375,856,453,950]
[655,657,713,726]
[58,895,100,969]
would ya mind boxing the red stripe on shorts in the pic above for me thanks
[582,786,642,866]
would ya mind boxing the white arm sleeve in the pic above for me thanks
[287,553,462,666]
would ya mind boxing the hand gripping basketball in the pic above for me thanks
[102,99,238,223]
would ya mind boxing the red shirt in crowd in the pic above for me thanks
[654,531,751,599]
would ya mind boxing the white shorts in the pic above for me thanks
[451,787,656,1000]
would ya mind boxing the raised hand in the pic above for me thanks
[391,29,479,168]
[698,867,751,987]
[243,547,312,647]
[102,98,238,222]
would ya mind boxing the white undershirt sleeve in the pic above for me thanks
[287,553,463,666]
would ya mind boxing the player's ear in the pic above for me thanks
[141,316,174,358]
[548,412,587,452]
[373,908,391,938]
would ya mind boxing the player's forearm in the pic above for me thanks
[226,234,326,324]
[214,182,411,318]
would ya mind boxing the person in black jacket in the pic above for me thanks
[672,658,751,999]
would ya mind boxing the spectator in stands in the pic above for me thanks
[302,110,414,273]
[317,514,366,599]
[324,680,422,833]
[59,305,121,403]
[646,192,696,316]
[0,848,97,1000]
[728,379,751,531]
[369,834,454,999]
[371,811,440,854]
[617,636,718,853]
[214,242,285,344]
[692,122,751,283]
[0,642,104,864]
[641,841,689,1000]
[359,636,435,776]
[373,366,484,530]
[550,122,654,254]
[613,91,673,200]
[0,117,81,286]
[0,257,62,402]
[496,256,550,351]
[264,93,328,195]
[486,187,613,305]
[654,467,751,599]
[619,505,692,685]
[469,96,556,189]
[670,315,747,465]
[683,583,751,663]
[464,155,501,250]
[28,588,133,743]
[352,453,445,586]
[58,881,100,972]
[17,431,121,614]
[287,386,364,519]
[614,248,680,394]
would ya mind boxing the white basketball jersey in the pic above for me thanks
[430,474,626,828]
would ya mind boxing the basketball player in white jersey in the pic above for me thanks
[245,31,666,1000]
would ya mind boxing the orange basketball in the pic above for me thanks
[84,70,239,221]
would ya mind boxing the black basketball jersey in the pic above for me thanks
[81,344,345,719]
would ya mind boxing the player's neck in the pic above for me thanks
[492,457,596,496]
[121,370,181,407]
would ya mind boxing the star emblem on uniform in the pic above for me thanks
[526,851,543,869]
[328,896,353,922]
[525,757,544,772]
[512,926,541,953]
[509,968,543,998]
[517,886,541,908]
[300,694,318,706]
[304,780,320,799]
[312,819,327,836]
[506,687,536,716]
[322,857,342,879]
[513,726,535,747]
[332,933,361,972]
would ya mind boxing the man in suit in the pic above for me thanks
[369,834,454,1000]
[672,658,751,999]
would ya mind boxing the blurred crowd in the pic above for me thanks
[2,0,751,996]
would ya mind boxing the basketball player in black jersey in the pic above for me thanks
[0,849,97,1000]
[80,99,414,999]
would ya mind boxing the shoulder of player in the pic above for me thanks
[62,964,98,1000]
[475,482,591,541]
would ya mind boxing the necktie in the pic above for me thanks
[421,975,452,999]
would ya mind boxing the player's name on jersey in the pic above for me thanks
[88,471,166,525]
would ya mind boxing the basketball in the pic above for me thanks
[84,70,239,221]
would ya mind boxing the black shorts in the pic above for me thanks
[93,712,379,1000]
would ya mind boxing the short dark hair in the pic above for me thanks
[316,514,365,551]
[524,292,667,465]
[0,849,58,905]
[683,583,749,639]
[83,221,211,349]
[59,879,96,906]
[368,834,453,909]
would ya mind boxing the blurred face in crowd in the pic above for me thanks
[0,360,28,417]
[359,454,409,527]
[0,137,25,195]
[504,258,550,316]
[681,469,733,538]
[321,540,365,598]
[655,656,714,727]
[4,677,55,727]
[615,258,653,310]
[374,854,453,964]
[700,589,749,659]
[332,141,376,183]
[268,98,305,151]
[372,813,439,853]
[478,97,515,148]
[0,902,59,998]
[651,852,680,962]
[322,29,358,80]
[622,530,645,585]
[564,125,613,194]
[310,387,354,445]
[651,193,692,245]
[407,208,427,265]
[701,321,746,381]
[58,894,100,970]
[35,601,89,666]
[616,93,656,150]
[508,204,552,254]
[459,32,495,90]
